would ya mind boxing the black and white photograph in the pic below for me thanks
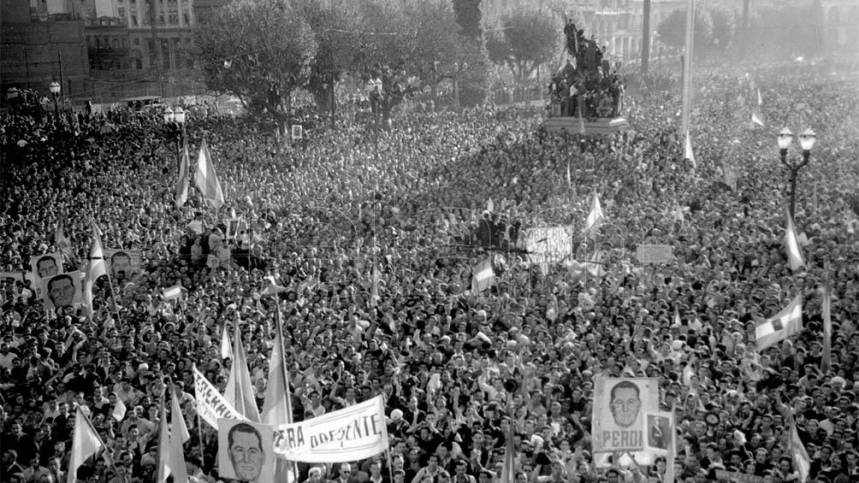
[1,0,856,482]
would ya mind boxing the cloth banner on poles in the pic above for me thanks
[193,366,246,428]
[272,395,389,463]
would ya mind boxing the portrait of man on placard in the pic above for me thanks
[609,380,642,428]
[105,249,142,282]
[43,272,82,309]
[647,414,671,451]
[30,253,64,280]
[218,419,274,483]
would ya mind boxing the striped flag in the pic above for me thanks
[195,140,225,210]
[785,212,805,271]
[821,284,832,372]
[261,309,296,483]
[224,319,261,421]
[789,414,810,483]
[756,295,802,351]
[471,258,495,294]
[156,384,190,483]
[176,144,190,208]
[583,192,604,235]
[67,407,106,483]
[221,324,232,359]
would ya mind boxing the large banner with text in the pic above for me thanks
[272,395,388,463]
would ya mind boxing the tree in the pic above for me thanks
[489,9,560,83]
[655,7,714,57]
[453,0,482,40]
[451,0,489,107]
[195,0,317,121]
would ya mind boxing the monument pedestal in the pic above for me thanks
[542,117,629,135]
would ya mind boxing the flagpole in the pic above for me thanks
[275,306,299,483]
[680,0,696,138]
[155,390,167,483]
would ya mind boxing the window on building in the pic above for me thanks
[134,37,140,45]
[169,13,177,24]
[159,14,164,24]
[182,10,189,25]
[136,58,143,69]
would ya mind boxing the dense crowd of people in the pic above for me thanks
[1,61,859,483]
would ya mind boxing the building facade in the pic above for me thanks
[0,0,90,96]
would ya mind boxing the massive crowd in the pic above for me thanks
[1,62,859,483]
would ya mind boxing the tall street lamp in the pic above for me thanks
[163,106,188,174]
[49,81,61,117]
[778,127,817,220]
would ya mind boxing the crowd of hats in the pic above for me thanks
[1,63,859,483]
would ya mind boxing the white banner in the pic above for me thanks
[591,377,659,454]
[522,225,573,266]
[193,366,245,428]
[272,395,388,463]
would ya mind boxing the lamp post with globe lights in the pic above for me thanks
[778,127,817,220]
[49,81,61,118]
[163,106,188,174]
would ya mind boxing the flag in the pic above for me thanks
[112,394,127,422]
[471,258,495,294]
[195,140,225,210]
[221,324,232,359]
[577,102,585,135]
[370,266,381,307]
[262,310,295,483]
[55,223,73,260]
[158,385,190,483]
[755,295,803,351]
[723,165,738,190]
[82,222,108,318]
[566,159,572,189]
[500,426,515,483]
[582,192,604,235]
[176,144,190,208]
[224,320,261,421]
[486,198,494,213]
[161,285,186,301]
[751,112,765,127]
[260,276,288,297]
[67,407,105,483]
[684,131,696,168]
[821,284,832,372]
[584,250,604,277]
[785,212,805,271]
[789,415,810,483]
[673,308,682,327]
[757,87,763,106]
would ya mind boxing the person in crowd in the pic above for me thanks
[1,64,858,483]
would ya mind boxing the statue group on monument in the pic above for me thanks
[549,20,624,119]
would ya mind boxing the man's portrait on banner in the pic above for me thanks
[647,414,671,450]
[610,380,642,427]
[30,253,63,280]
[218,419,274,483]
[43,272,82,309]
